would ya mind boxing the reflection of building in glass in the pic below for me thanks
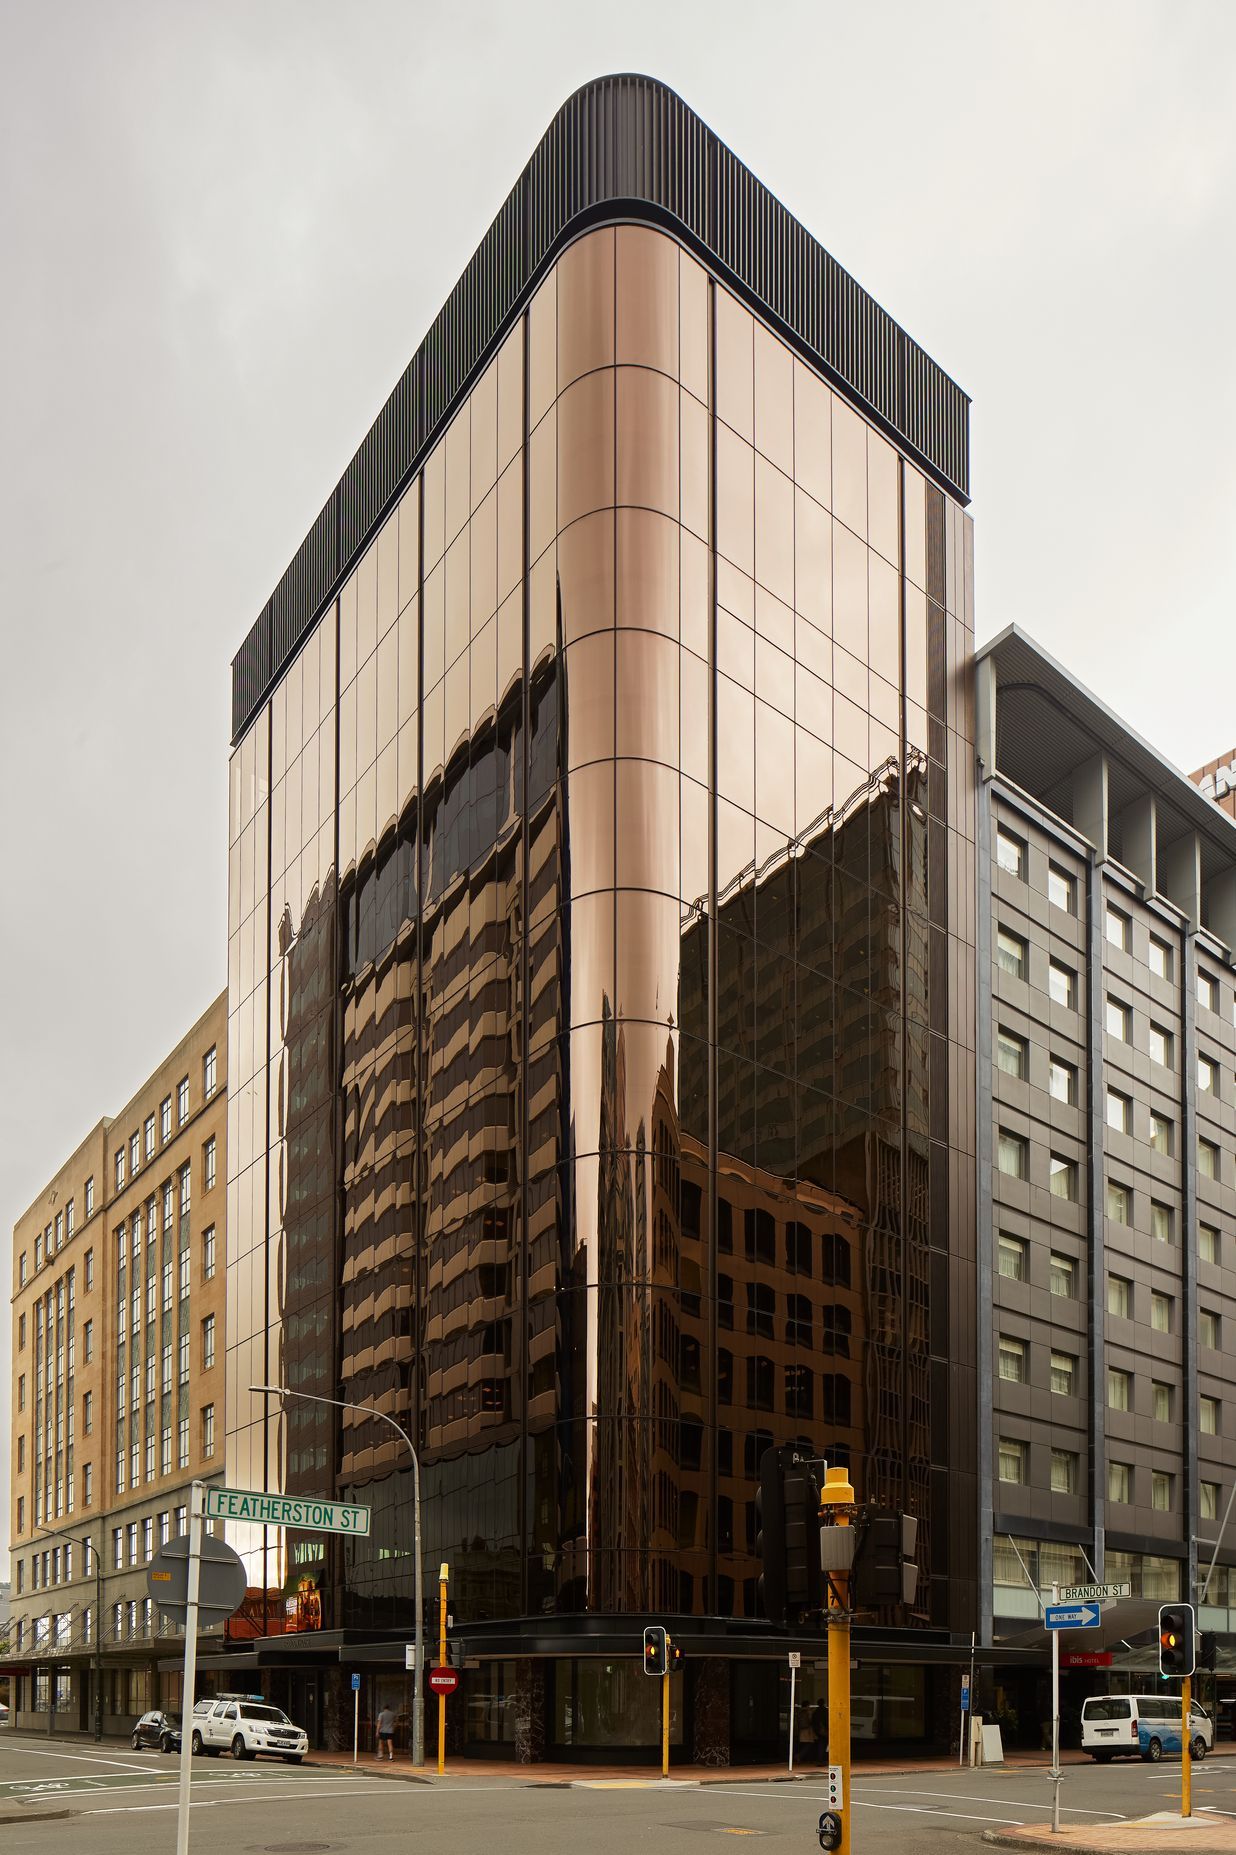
[224,75,976,1760]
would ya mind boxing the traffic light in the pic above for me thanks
[852,1508,919,1610]
[643,1625,668,1676]
[1158,1604,1196,1679]
[756,1446,822,1624]
[668,1640,683,1671]
[1199,1631,1219,1674]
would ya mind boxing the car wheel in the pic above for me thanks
[191,1731,204,1756]
[1193,1736,1207,1762]
[1146,1737,1163,1762]
[160,1734,174,1754]
[1091,1751,1113,1763]
[131,1733,142,1750]
[283,1754,303,1765]
[231,1735,248,1761]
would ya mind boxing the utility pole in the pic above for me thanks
[819,1464,856,1855]
[437,1562,449,1776]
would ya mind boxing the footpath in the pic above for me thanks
[986,1816,1236,1853]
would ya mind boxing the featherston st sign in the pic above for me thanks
[204,1486,372,1536]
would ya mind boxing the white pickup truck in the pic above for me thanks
[190,1694,308,1763]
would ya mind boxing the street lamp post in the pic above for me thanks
[30,1522,103,1742]
[250,1383,424,1767]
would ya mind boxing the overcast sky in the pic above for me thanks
[3,0,1235,1568]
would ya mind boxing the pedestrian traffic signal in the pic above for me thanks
[643,1625,668,1676]
[669,1640,683,1671]
[1200,1631,1219,1674]
[1158,1604,1196,1679]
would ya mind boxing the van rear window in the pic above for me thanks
[1084,1698,1131,1720]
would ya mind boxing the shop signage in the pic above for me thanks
[1062,1651,1113,1668]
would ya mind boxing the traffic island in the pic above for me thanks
[985,1813,1236,1852]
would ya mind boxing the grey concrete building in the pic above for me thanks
[977,627,1236,1738]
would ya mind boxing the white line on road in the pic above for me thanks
[88,1785,398,1814]
[851,1785,1125,1817]
[852,1802,1035,1823]
[0,1745,152,1773]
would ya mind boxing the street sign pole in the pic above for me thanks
[1050,1581,1062,1835]
[352,1673,360,1766]
[175,1479,204,1855]
[788,1651,799,1773]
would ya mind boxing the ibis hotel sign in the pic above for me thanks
[204,1485,371,1537]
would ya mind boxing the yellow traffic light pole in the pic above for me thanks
[437,1561,449,1776]
[662,1652,671,1779]
[820,1464,856,1855]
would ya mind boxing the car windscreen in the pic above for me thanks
[1083,1698,1131,1720]
[239,1705,289,1724]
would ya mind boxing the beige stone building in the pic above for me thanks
[4,990,227,1733]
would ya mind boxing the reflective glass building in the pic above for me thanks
[224,75,978,1760]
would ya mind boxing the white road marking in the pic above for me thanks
[851,1784,1125,1817]
[0,1745,152,1773]
[853,1802,1035,1823]
[88,1784,396,1814]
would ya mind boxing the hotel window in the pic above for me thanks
[114,1149,124,1190]
[996,827,1026,877]
[1152,1381,1173,1422]
[85,1176,94,1216]
[126,1522,138,1566]
[179,1250,190,1300]
[17,1374,25,1414]
[1200,1309,1221,1350]
[1048,864,1076,914]
[159,1512,170,1546]
[1149,1112,1172,1154]
[1107,1367,1132,1411]
[129,1132,139,1175]
[142,1517,153,1562]
[1198,969,1219,1013]
[1051,1450,1078,1495]
[1050,1252,1078,1299]
[203,1046,217,1098]
[1049,1058,1077,1104]
[84,1247,94,1290]
[163,1183,173,1230]
[203,1136,216,1193]
[997,1234,1028,1282]
[161,1428,171,1477]
[1201,1223,1220,1264]
[83,1319,92,1361]
[998,1336,1027,1383]
[1108,1461,1132,1504]
[1049,958,1076,1008]
[997,1029,1028,1079]
[179,1165,191,1216]
[997,927,1027,980]
[1151,1292,1173,1333]
[997,1130,1028,1179]
[202,1404,215,1458]
[1152,1472,1174,1512]
[144,1114,155,1160]
[83,1390,92,1433]
[160,1096,171,1142]
[1105,996,1131,1041]
[203,1226,216,1280]
[34,1232,43,1270]
[1050,1351,1077,1396]
[998,1439,1028,1485]
[202,1314,215,1370]
[178,1418,189,1468]
[1198,1054,1219,1094]
[1199,1137,1219,1180]
[1150,1022,1173,1068]
[1108,1270,1130,1315]
[179,1332,190,1383]
[1148,935,1172,979]
[82,1462,93,1506]
[18,1311,25,1349]
[1106,1181,1132,1225]
[177,1077,189,1126]
[1106,1087,1131,1133]
[1201,1482,1220,1523]
[1105,903,1131,951]
[18,1251,26,1286]
[1150,1201,1174,1243]
[66,1200,74,1238]
[1049,1154,1079,1201]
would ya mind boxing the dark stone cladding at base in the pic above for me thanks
[231,71,971,745]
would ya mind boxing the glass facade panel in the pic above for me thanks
[226,223,976,1656]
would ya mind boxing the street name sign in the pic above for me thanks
[1058,1582,1131,1604]
[204,1486,371,1536]
[1044,1602,1100,1630]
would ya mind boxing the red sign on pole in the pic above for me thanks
[1061,1651,1113,1668]
[428,1666,459,1694]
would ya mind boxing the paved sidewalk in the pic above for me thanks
[986,1812,1236,1853]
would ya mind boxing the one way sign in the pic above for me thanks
[1044,1602,1100,1630]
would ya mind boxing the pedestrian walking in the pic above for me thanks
[377,1703,397,1760]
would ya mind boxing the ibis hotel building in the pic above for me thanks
[222,75,979,1761]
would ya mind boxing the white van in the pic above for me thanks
[1081,1693,1213,1762]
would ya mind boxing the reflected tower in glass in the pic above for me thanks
[226,75,976,1759]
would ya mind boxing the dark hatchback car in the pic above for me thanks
[132,1709,182,1752]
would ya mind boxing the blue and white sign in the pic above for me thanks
[1044,1602,1100,1631]
[960,1680,971,1712]
[351,1672,361,1691]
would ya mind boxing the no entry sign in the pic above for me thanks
[428,1666,459,1694]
